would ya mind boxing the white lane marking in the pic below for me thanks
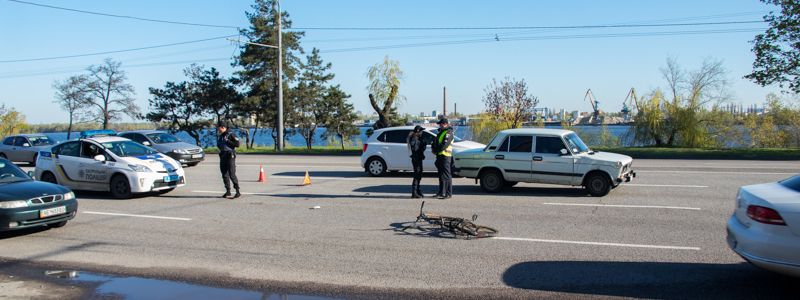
[193,190,273,196]
[491,237,700,251]
[625,183,708,188]
[199,164,363,169]
[638,170,794,175]
[83,211,191,221]
[543,202,701,211]
[269,175,360,181]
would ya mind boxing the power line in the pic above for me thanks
[295,20,764,31]
[320,28,764,53]
[0,35,238,63]
[6,0,239,29]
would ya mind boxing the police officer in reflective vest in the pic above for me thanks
[217,122,241,199]
[407,125,427,198]
[432,118,454,199]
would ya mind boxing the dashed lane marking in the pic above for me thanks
[624,183,708,188]
[543,202,701,210]
[491,237,701,251]
[83,211,191,221]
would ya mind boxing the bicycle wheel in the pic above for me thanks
[473,225,499,238]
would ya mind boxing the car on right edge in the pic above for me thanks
[453,128,635,196]
[726,175,800,277]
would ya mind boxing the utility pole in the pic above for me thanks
[276,0,284,151]
[442,86,447,118]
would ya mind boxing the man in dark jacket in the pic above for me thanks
[431,118,454,199]
[407,125,427,198]
[217,123,241,199]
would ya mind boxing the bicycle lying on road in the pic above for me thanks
[402,201,498,239]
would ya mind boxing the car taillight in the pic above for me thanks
[747,205,786,225]
[363,144,368,152]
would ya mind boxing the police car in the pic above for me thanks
[34,136,186,199]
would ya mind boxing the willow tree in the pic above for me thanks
[366,56,405,129]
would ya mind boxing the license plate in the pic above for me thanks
[191,154,203,159]
[164,175,180,182]
[40,206,66,218]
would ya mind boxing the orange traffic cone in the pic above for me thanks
[302,171,311,186]
[257,165,267,183]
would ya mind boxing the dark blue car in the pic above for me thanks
[0,158,77,231]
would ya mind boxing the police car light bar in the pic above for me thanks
[79,130,118,139]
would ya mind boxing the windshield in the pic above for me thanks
[28,136,53,146]
[779,175,800,192]
[146,133,180,144]
[101,141,159,157]
[0,160,31,184]
[430,128,464,142]
[564,133,590,154]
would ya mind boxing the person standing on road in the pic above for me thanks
[432,118,454,199]
[407,125,427,198]
[217,123,241,199]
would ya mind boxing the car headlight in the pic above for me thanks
[63,192,75,201]
[0,200,28,209]
[128,164,153,173]
[173,149,189,154]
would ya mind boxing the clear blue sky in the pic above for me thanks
[0,0,780,124]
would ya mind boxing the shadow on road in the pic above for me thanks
[502,260,800,299]
[270,193,410,200]
[354,184,589,197]
[73,191,151,200]
[0,226,50,240]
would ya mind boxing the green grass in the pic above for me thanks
[593,146,800,160]
[204,145,362,156]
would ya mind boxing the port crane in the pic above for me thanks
[584,89,600,123]
[621,87,639,122]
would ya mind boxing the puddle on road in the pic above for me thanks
[46,270,337,300]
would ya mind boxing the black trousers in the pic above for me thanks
[435,155,453,197]
[411,157,424,196]
[219,152,239,191]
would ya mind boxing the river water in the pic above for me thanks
[38,125,635,148]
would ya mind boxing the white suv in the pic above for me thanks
[454,128,635,196]
[360,126,485,177]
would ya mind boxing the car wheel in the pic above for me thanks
[366,157,387,177]
[504,181,518,188]
[110,174,132,199]
[585,173,611,197]
[29,153,37,166]
[0,153,6,159]
[49,221,68,228]
[40,172,58,184]
[480,169,505,193]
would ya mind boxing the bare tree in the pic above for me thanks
[84,58,140,129]
[482,77,538,129]
[53,75,92,139]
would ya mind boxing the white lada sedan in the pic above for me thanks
[727,175,800,277]
[35,136,186,199]
[454,128,635,196]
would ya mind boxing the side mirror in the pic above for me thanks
[142,141,151,146]
[93,154,106,162]
[27,171,34,179]
[560,149,569,156]
[22,143,30,147]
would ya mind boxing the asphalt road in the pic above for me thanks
[2,155,800,299]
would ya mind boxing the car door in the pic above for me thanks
[51,141,84,188]
[532,135,576,185]
[380,129,414,170]
[11,137,30,162]
[0,137,14,158]
[493,135,533,182]
[77,141,112,188]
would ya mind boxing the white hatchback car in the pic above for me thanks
[360,126,485,177]
[727,175,800,277]
[35,136,186,199]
